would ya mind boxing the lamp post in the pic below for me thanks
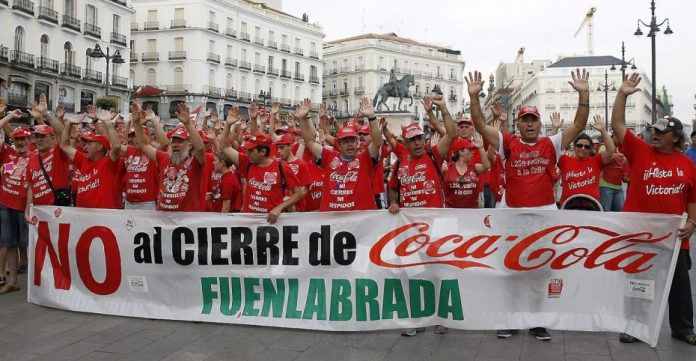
[619,41,638,80]
[634,0,673,124]
[88,44,125,97]
[597,70,616,129]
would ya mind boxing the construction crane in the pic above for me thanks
[574,7,597,56]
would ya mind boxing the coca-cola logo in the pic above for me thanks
[264,172,277,185]
[330,171,358,183]
[400,171,426,185]
[369,222,669,274]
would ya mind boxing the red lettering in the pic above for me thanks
[75,226,122,295]
[33,221,72,289]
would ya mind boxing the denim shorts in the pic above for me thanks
[0,205,28,247]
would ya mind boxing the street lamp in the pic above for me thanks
[597,70,616,129]
[88,44,125,97]
[618,41,638,80]
[634,0,673,124]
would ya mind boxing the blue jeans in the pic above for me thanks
[599,186,624,212]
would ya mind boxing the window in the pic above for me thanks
[255,52,260,65]
[209,70,215,88]
[85,49,93,70]
[174,67,183,85]
[40,34,49,58]
[241,49,247,61]
[209,40,215,53]
[255,26,261,37]
[64,42,74,64]
[64,0,74,16]
[240,76,246,92]
[268,56,274,68]
[226,17,233,29]
[310,65,317,78]
[147,68,157,85]
[14,27,25,51]
[113,14,120,33]
[281,34,287,45]
[227,45,233,58]
[174,8,184,19]
[174,37,183,51]
[226,73,233,90]
[208,11,215,23]
[268,30,274,41]
[241,22,247,33]
[295,62,300,74]
[147,10,157,22]
[80,91,95,112]
[85,5,97,25]
[147,39,156,52]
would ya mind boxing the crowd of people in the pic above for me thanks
[0,69,694,346]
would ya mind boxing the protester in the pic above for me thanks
[442,137,490,208]
[206,151,242,212]
[274,132,312,211]
[598,131,629,212]
[610,73,696,346]
[468,68,590,341]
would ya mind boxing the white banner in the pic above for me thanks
[28,207,683,347]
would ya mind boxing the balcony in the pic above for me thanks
[280,70,291,79]
[0,47,8,62]
[354,86,364,95]
[560,87,571,93]
[253,36,264,45]
[12,0,33,16]
[293,47,304,56]
[423,71,433,78]
[280,44,290,53]
[560,103,570,109]
[169,51,186,60]
[341,66,351,73]
[293,73,304,81]
[412,70,422,76]
[130,22,138,31]
[240,32,250,42]
[225,28,236,38]
[339,88,348,96]
[239,61,251,70]
[309,76,319,84]
[170,19,186,29]
[280,98,292,107]
[545,104,556,110]
[329,89,338,97]
[7,92,28,107]
[38,6,58,24]
[112,75,128,88]
[253,64,265,73]
[268,67,278,76]
[435,73,444,80]
[267,40,277,49]
[60,63,81,78]
[62,15,81,32]
[83,69,103,83]
[36,57,59,73]
[226,89,238,99]
[448,94,457,102]
[354,64,365,71]
[207,53,220,63]
[329,68,338,75]
[84,23,101,39]
[224,58,237,67]
[110,32,127,46]
[206,86,223,97]
[166,84,188,94]
[239,92,252,102]
[207,22,219,32]
[545,88,555,93]
[309,50,319,59]
[449,75,458,81]
[130,52,138,62]
[9,50,35,67]
[141,52,159,62]
[144,21,159,30]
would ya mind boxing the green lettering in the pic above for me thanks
[260,278,285,318]
[200,277,218,315]
[219,277,243,316]
[355,278,380,321]
[409,279,435,318]
[438,280,464,320]
[329,279,352,321]
[285,278,303,319]
[382,279,408,319]
[243,278,260,316]
[302,279,327,320]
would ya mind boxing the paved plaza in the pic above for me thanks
[2,248,696,361]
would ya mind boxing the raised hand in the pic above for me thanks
[37,93,48,114]
[249,102,260,120]
[68,113,87,124]
[491,101,503,118]
[491,119,502,131]
[4,109,24,120]
[295,98,311,119]
[590,114,605,132]
[472,133,484,148]
[465,71,484,97]
[550,112,563,129]
[175,103,191,125]
[618,73,642,96]
[422,96,434,112]
[205,107,214,118]
[357,97,375,119]
[145,108,159,124]
[271,101,281,116]
[568,68,590,93]
[97,108,117,123]
[225,106,242,126]
[430,95,446,109]
[318,103,326,118]
[86,104,98,121]
[55,104,65,119]
[28,102,43,120]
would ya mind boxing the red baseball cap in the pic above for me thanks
[33,125,54,135]
[358,125,370,135]
[457,118,473,125]
[274,132,294,145]
[275,125,290,134]
[11,127,32,139]
[450,138,478,155]
[517,105,540,119]
[243,131,272,149]
[168,126,189,140]
[336,127,359,140]
[81,133,111,150]
[401,123,424,139]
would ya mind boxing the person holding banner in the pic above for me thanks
[220,106,306,224]
[611,73,696,346]
[132,102,207,212]
[296,98,383,211]
[468,68,591,341]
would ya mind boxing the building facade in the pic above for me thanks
[322,33,465,121]
[0,0,134,117]
[130,0,324,126]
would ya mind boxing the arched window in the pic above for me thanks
[240,76,246,92]
[64,42,73,64]
[146,68,157,85]
[208,69,215,88]
[40,35,49,58]
[254,79,260,97]
[14,27,25,51]
[344,99,349,113]
[85,49,93,70]
[226,73,233,90]
[129,70,136,88]
[174,67,183,85]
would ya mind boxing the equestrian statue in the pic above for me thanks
[372,69,415,112]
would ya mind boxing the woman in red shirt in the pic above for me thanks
[442,138,490,208]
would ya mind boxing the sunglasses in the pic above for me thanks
[575,144,592,150]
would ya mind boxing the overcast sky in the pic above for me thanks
[284,0,695,121]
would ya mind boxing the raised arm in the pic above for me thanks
[611,73,642,145]
[145,108,168,150]
[590,115,615,164]
[423,96,446,137]
[467,71,500,150]
[357,97,382,157]
[176,103,205,165]
[549,112,563,136]
[220,106,243,165]
[132,107,158,161]
[59,115,86,160]
[27,93,48,125]
[97,109,122,162]
[248,103,260,134]
[560,68,590,149]
[297,99,322,158]
[46,104,66,135]
[430,95,455,159]
[269,101,281,141]
[472,136,491,174]
[0,110,24,146]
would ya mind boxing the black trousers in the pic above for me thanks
[669,249,694,336]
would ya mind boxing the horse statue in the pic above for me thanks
[372,73,415,112]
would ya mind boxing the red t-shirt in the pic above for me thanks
[388,145,445,208]
[0,144,30,211]
[320,147,379,211]
[27,145,71,206]
[622,131,696,249]
[156,150,205,212]
[501,133,561,207]
[239,153,301,213]
[558,153,604,205]
[124,145,159,203]
[443,162,480,208]
[284,158,312,210]
[208,170,242,212]
[298,148,323,212]
[601,152,629,186]
[73,151,123,209]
